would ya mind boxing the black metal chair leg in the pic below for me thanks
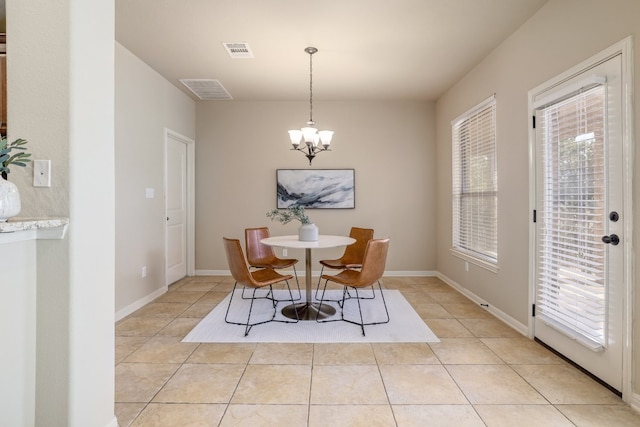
[275,280,299,324]
[225,285,281,336]
[314,266,326,300]
[354,288,366,336]
[291,264,302,300]
[337,281,390,335]
[283,279,299,322]
[315,279,343,324]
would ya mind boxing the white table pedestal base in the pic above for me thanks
[281,302,336,320]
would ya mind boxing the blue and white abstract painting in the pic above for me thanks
[276,169,355,209]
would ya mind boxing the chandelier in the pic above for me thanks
[288,47,334,165]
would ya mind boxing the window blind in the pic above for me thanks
[535,84,607,350]
[451,96,497,266]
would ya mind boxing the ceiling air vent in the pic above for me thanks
[179,79,233,100]
[222,42,254,59]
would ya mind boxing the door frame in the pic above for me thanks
[527,37,634,401]
[164,128,196,283]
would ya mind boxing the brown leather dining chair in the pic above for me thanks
[316,238,390,336]
[315,226,374,299]
[245,227,301,299]
[223,237,299,336]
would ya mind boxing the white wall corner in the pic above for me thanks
[436,271,529,336]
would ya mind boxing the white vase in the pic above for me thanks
[0,178,21,222]
[298,223,318,241]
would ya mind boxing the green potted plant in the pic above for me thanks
[266,205,310,224]
[0,136,31,222]
[0,137,31,180]
[266,206,318,241]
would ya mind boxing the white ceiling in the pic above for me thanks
[115,0,548,102]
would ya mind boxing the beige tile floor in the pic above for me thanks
[115,276,640,426]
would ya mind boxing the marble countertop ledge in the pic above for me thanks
[1,217,69,233]
[0,217,69,243]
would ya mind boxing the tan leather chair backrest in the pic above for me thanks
[353,238,390,288]
[245,227,276,265]
[223,237,257,288]
[340,227,374,266]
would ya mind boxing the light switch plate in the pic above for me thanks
[33,160,51,187]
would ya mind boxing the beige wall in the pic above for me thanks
[9,6,74,419]
[194,100,436,274]
[114,42,196,315]
[435,0,639,402]
[6,0,116,426]
[0,239,36,426]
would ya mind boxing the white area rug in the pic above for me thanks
[183,289,439,343]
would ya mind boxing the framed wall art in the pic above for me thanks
[276,169,355,209]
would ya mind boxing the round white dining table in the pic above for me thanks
[260,234,355,320]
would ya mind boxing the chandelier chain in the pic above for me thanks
[308,50,313,124]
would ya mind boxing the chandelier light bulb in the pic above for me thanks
[318,130,333,147]
[302,126,318,144]
[288,130,302,148]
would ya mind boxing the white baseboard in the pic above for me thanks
[629,392,640,413]
[436,272,529,336]
[195,269,437,277]
[195,269,229,276]
[106,415,119,427]
[385,271,438,277]
[115,285,167,321]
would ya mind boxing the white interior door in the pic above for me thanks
[532,54,624,392]
[165,133,188,285]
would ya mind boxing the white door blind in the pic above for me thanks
[536,84,607,349]
[452,96,497,266]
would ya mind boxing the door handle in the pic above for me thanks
[602,234,620,245]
